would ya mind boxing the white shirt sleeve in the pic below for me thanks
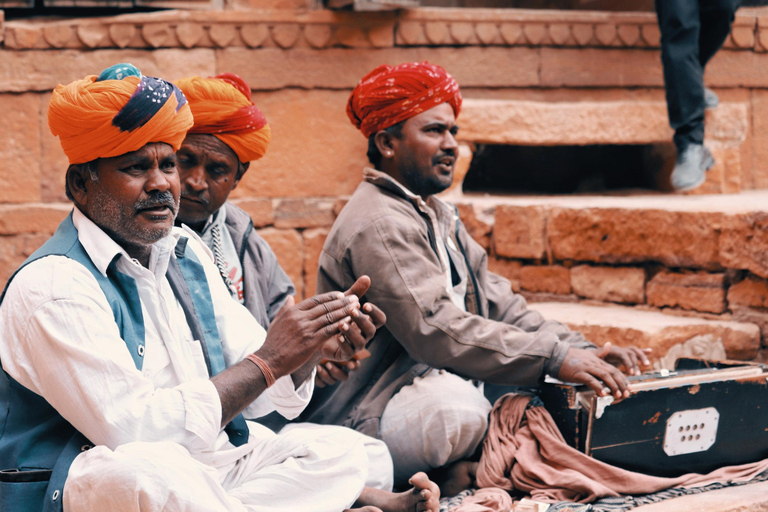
[263,373,315,420]
[0,256,222,452]
[181,233,315,420]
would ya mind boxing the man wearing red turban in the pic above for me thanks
[1,64,417,512]
[346,61,462,139]
[303,61,651,495]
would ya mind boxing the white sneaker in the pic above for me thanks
[704,88,719,110]
[671,144,715,192]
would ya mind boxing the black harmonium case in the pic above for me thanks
[539,358,768,477]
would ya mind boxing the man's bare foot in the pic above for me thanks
[429,460,478,497]
[354,472,440,512]
[344,507,382,512]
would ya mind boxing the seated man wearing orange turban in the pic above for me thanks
[173,72,439,512]
[301,61,651,495]
[0,64,436,512]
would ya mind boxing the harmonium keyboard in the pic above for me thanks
[539,358,768,477]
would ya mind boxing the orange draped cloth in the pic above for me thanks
[464,393,768,509]
[48,69,193,165]
[346,61,462,137]
[175,73,271,164]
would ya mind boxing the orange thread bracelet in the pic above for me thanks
[246,354,276,387]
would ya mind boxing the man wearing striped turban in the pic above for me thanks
[171,72,439,512]
[0,64,415,512]
[173,73,285,325]
[303,62,651,495]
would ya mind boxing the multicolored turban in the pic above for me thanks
[48,63,194,165]
[346,61,462,138]
[174,73,270,164]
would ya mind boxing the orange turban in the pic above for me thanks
[175,73,270,164]
[48,63,193,165]
[347,61,462,138]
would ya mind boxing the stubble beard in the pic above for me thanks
[89,190,178,248]
[400,162,452,197]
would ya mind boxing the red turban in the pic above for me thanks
[346,61,462,138]
[175,73,270,164]
[48,64,193,165]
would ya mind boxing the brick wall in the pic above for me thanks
[454,194,768,354]
[3,6,768,310]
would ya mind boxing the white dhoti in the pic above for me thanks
[64,422,378,512]
[279,422,394,492]
[380,369,493,486]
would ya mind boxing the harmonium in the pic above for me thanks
[539,358,768,477]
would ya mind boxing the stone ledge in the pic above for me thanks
[458,99,747,146]
[3,9,397,50]
[456,189,768,214]
[530,301,760,362]
[396,8,760,50]
[456,190,768,277]
[1,8,764,51]
[397,8,654,48]
[456,98,748,194]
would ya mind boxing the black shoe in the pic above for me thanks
[670,144,715,192]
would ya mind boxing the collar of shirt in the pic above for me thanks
[72,206,180,281]
[197,205,228,249]
[363,167,425,207]
[197,205,226,240]
[363,167,457,237]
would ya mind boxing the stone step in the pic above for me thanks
[451,191,768,354]
[529,301,761,368]
[453,98,749,194]
[472,190,768,276]
[458,99,747,147]
[451,190,768,324]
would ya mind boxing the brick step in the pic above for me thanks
[453,98,749,194]
[529,301,761,368]
[458,99,747,147]
[458,189,768,272]
[454,190,768,307]
[451,191,768,356]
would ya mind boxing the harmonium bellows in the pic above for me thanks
[539,358,768,477]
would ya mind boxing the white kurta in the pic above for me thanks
[0,208,370,512]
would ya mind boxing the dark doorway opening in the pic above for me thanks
[462,143,675,195]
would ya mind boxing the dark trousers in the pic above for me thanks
[655,0,740,151]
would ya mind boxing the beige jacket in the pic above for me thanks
[302,169,594,438]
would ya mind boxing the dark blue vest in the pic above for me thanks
[0,213,249,512]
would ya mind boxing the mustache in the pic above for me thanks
[180,189,209,206]
[432,149,456,164]
[134,191,177,213]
